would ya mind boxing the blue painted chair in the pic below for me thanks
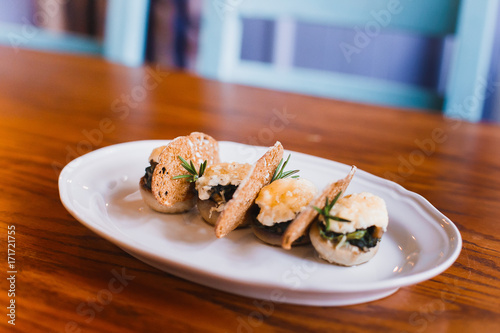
[197,0,499,122]
[0,0,150,67]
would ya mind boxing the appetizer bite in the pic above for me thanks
[139,132,219,213]
[282,166,357,250]
[310,192,388,266]
[251,154,317,246]
[195,162,253,226]
[253,177,317,246]
[215,141,284,238]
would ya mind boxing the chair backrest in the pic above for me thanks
[444,0,499,122]
[0,0,150,67]
[197,0,499,121]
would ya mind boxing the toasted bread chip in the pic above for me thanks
[214,142,284,238]
[151,132,220,209]
[148,145,168,163]
[281,166,357,250]
[188,132,220,166]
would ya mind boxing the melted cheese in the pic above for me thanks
[196,162,252,200]
[255,178,317,226]
[323,192,388,234]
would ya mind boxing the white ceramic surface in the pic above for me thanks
[58,140,462,306]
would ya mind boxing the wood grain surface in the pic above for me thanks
[0,47,499,333]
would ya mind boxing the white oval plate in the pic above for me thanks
[59,140,461,306]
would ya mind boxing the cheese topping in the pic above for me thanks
[323,192,388,234]
[255,178,317,226]
[196,162,252,200]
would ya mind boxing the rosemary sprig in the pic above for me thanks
[271,154,300,182]
[172,156,207,183]
[313,191,351,230]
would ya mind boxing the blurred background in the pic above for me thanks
[1,0,499,122]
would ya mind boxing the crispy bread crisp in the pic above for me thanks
[151,132,219,209]
[281,166,357,250]
[214,142,284,238]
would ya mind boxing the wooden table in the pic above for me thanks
[1,47,499,333]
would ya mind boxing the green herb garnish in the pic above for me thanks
[318,224,379,249]
[345,229,366,240]
[172,156,207,183]
[318,227,365,242]
[313,192,351,230]
[271,154,299,182]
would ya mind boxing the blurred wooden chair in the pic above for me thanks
[0,0,150,67]
[197,0,499,122]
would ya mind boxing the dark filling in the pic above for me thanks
[143,161,158,191]
[253,218,308,243]
[209,184,238,203]
[253,219,293,235]
[318,222,380,250]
